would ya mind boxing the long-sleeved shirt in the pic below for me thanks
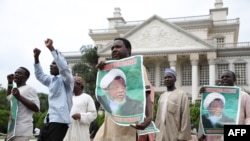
[34,49,74,124]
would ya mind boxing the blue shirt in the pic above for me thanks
[34,50,74,124]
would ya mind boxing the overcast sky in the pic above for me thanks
[0,0,249,94]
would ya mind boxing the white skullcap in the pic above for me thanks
[203,92,225,109]
[100,69,126,89]
[164,68,177,78]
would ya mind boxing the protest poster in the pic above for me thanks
[200,85,240,135]
[95,55,146,126]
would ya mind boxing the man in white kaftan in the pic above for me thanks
[155,68,191,141]
[64,76,97,141]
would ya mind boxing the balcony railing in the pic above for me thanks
[89,28,117,34]
[165,15,211,23]
[213,18,239,25]
[217,42,250,48]
[90,16,239,34]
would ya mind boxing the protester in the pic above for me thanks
[155,68,191,141]
[6,67,40,141]
[34,38,74,141]
[198,70,250,141]
[94,37,153,141]
[98,68,143,116]
[63,76,97,141]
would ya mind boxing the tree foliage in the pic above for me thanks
[0,88,10,110]
[37,93,48,113]
[72,45,100,109]
[190,104,200,129]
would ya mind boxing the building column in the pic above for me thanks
[208,59,216,85]
[168,54,177,71]
[155,63,161,87]
[229,63,233,71]
[207,52,217,85]
[190,53,199,104]
[169,61,176,71]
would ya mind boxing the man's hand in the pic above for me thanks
[12,88,21,99]
[33,48,41,58]
[95,60,106,70]
[44,38,55,51]
[130,117,152,130]
[7,74,14,83]
[199,87,205,94]
[72,113,81,120]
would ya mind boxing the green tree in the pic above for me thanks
[72,45,100,109]
[37,93,48,113]
[0,88,10,110]
[190,104,200,129]
[0,110,9,133]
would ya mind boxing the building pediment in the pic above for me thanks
[99,15,215,56]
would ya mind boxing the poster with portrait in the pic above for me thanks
[200,85,240,135]
[95,55,146,126]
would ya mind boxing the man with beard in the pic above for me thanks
[202,92,235,129]
[98,68,143,116]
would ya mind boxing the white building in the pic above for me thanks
[63,0,250,103]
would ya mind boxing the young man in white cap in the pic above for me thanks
[94,37,153,141]
[202,92,235,129]
[155,68,191,141]
[98,68,143,116]
[63,76,97,141]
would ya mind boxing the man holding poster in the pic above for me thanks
[200,83,240,136]
[94,38,153,141]
[198,70,250,141]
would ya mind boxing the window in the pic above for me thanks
[200,64,209,85]
[234,63,247,85]
[216,64,229,80]
[160,63,169,86]
[216,37,224,47]
[181,63,192,86]
[145,64,155,86]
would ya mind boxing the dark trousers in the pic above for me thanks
[37,122,68,141]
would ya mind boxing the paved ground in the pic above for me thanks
[0,137,37,141]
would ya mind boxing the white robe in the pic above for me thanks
[64,93,97,141]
